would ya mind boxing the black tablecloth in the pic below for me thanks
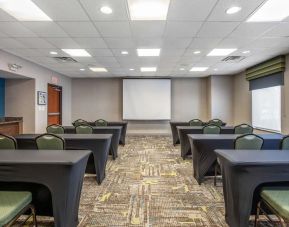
[15,134,112,184]
[177,126,235,159]
[170,121,227,145]
[188,134,283,184]
[215,149,289,227]
[63,126,121,159]
[0,149,91,227]
[87,121,128,145]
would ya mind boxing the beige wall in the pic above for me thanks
[72,78,209,134]
[282,55,289,134]
[5,79,35,133]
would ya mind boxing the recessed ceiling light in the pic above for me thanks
[247,0,289,22]
[128,0,170,20]
[100,6,112,14]
[129,68,135,71]
[140,67,157,72]
[242,50,250,54]
[121,51,128,55]
[194,50,201,54]
[49,51,58,55]
[80,68,85,71]
[89,67,108,72]
[190,67,208,72]
[207,48,237,56]
[0,0,52,21]
[62,49,91,57]
[137,49,161,57]
[226,6,242,15]
[179,68,185,71]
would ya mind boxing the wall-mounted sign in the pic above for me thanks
[37,91,47,105]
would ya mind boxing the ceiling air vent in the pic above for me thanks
[222,56,245,63]
[53,57,77,63]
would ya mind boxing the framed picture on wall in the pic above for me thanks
[37,91,47,105]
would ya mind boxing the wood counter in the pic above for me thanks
[0,117,23,136]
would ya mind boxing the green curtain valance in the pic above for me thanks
[246,55,286,81]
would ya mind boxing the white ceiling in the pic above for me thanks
[0,0,289,78]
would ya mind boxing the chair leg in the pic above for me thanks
[214,163,217,186]
[255,201,261,227]
[30,205,38,227]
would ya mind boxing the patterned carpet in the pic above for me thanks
[22,136,272,226]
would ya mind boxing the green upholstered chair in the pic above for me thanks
[208,119,223,127]
[72,119,88,127]
[280,136,289,150]
[234,124,253,134]
[75,125,93,134]
[46,124,64,134]
[234,134,264,150]
[35,133,65,150]
[0,191,37,227]
[214,134,263,186]
[255,187,289,226]
[189,119,203,126]
[203,125,221,134]
[95,119,108,126]
[0,134,17,149]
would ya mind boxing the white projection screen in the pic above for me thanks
[252,86,281,132]
[123,79,171,120]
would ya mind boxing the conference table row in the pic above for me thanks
[187,133,285,227]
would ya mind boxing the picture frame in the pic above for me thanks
[37,91,47,105]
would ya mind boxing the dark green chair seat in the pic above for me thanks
[95,119,108,126]
[75,125,93,134]
[72,119,88,127]
[203,125,221,134]
[281,136,289,150]
[208,119,223,127]
[0,191,36,226]
[189,119,203,126]
[234,124,253,134]
[46,124,64,134]
[35,133,65,150]
[0,134,17,149]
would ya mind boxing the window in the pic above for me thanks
[252,86,281,132]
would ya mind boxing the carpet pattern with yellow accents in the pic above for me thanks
[22,136,271,226]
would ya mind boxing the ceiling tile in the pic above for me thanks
[3,48,42,57]
[80,0,129,21]
[264,22,289,37]
[229,22,277,38]
[208,0,266,22]
[21,22,68,37]
[197,22,240,38]
[0,38,27,48]
[131,22,166,37]
[161,49,185,57]
[45,37,80,48]
[88,49,114,57]
[0,22,37,37]
[104,38,135,48]
[34,0,89,21]
[168,0,217,21]
[58,22,100,37]
[94,21,131,37]
[164,22,202,37]
[134,38,163,48]
[217,38,256,48]
[189,38,222,49]
[73,37,108,48]
[162,38,192,48]
[16,38,55,48]
[0,9,17,21]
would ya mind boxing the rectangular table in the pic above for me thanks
[15,134,112,184]
[87,121,128,145]
[170,121,227,145]
[63,126,121,159]
[0,149,91,227]
[177,126,235,159]
[188,134,283,185]
[215,149,289,227]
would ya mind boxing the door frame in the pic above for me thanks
[47,83,62,125]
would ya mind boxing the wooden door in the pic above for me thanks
[47,84,62,125]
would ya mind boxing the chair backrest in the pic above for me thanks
[72,119,88,127]
[75,125,93,134]
[203,125,221,134]
[46,124,64,134]
[280,136,289,150]
[234,124,253,134]
[208,119,223,127]
[35,133,65,150]
[95,119,108,126]
[234,134,264,150]
[0,133,17,149]
[189,119,203,126]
